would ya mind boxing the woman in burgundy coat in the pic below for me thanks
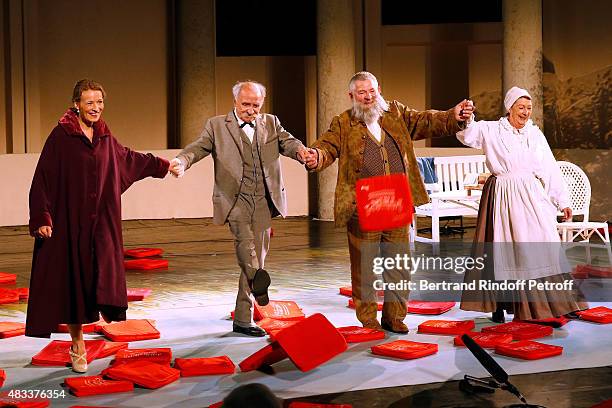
[26,79,170,372]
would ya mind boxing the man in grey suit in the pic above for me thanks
[169,81,312,336]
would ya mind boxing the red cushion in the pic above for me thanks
[275,313,348,372]
[482,321,553,340]
[407,301,455,315]
[288,403,353,408]
[371,340,438,360]
[0,393,49,407]
[347,298,382,311]
[339,286,352,297]
[0,272,17,284]
[31,340,105,366]
[257,318,300,339]
[0,321,26,338]
[0,368,5,387]
[56,320,101,334]
[101,319,160,342]
[453,332,513,349]
[572,264,589,279]
[209,402,224,408]
[0,288,20,304]
[590,399,612,408]
[238,342,289,372]
[514,316,569,328]
[574,264,612,279]
[355,173,414,231]
[337,326,386,343]
[577,306,612,324]
[417,320,475,335]
[124,247,164,258]
[64,375,133,397]
[124,258,168,271]
[96,342,129,359]
[494,340,563,360]
[16,287,29,299]
[254,300,305,321]
[127,288,152,301]
[104,360,180,389]
[113,347,172,365]
[174,356,235,377]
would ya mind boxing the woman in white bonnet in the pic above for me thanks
[457,87,587,323]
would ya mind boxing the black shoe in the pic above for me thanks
[249,268,271,306]
[491,308,505,323]
[232,324,266,337]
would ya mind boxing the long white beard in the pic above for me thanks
[352,94,389,124]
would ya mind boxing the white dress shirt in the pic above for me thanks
[366,120,382,142]
[234,109,255,143]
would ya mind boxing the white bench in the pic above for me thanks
[410,155,488,248]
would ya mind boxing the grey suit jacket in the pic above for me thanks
[176,111,305,225]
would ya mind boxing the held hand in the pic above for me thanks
[562,207,572,222]
[304,148,318,169]
[454,99,475,122]
[169,158,185,178]
[36,226,52,239]
[296,147,309,164]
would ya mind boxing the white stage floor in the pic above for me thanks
[1,287,611,408]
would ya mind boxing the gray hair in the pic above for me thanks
[232,80,267,100]
[349,71,379,92]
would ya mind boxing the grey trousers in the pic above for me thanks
[227,194,272,325]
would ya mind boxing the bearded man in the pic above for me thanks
[304,71,473,333]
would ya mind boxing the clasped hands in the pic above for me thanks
[454,99,475,122]
[297,147,318,169]
[168,158,185,178]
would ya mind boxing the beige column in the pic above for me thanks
[503,0,543,127]
[177,0,216,148]
[316,0,356,220]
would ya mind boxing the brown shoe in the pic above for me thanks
[361,319,382,330]
[381,319,409,334]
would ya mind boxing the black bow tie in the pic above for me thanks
[240,121,254,128]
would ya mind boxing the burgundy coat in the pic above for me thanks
[26,109,169,337]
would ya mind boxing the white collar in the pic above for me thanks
[234,109,257,128]
[500,116,532,135]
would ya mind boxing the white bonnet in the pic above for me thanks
[504,86,531,112]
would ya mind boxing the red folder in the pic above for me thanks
[494,340,563,360]
[407,301,455,315]
[104,360,180,389]
[64,375,133,397]
[124,248,164,258]
[347,298,383,311]
[453,332,513,348]
[417,320,475,335]
[482,321,553,340]
[0,288,19,304]
[96,342,129,359]
[0,272,17,284]
[0,368,5,387]
[31,340,105,366]
[257,318,300,339]
[238,342,289,372]
[0,393,49,407]
[275,313,348,372]
[17,287,29,299]
[174,356,236,377]
[355,173,413,232]
[0,321,26,338]
[254,300,305,321]
[101,319,160,342]
[124,259,168,271]
[371,340,438,360]
[127,288,152,301]
[577,306,612,324]
[339,286,384,298]
[337,326,386,343]
[113,348,172,365]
